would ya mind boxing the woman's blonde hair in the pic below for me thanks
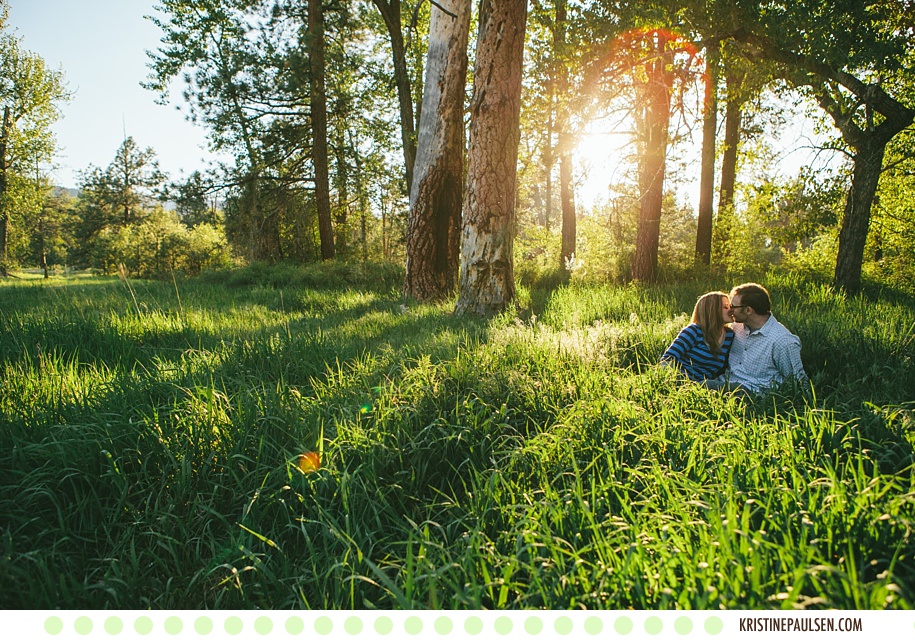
[691,291,729,355]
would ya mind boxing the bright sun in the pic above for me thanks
[572,125,634,210]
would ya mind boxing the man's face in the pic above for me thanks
[729,294,750,323]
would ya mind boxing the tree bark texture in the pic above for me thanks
[371,0,417,191]
[631,34,672,283]
[308,0,335,261]
[455,0,528,316]
[695,42,718,265]
[333,122,349,255]
[403,0,471,301]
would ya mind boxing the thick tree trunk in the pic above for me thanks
[403,0,471,301]
[834,139,886,293]
[308,0,335,261]
[631,36,672,283]
[372,0,417,191]
[455,0,528,316]
[695,42,718,265]
[714,68,744,267]
[822,97,914,293]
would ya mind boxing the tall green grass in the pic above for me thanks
[1,266,913,609]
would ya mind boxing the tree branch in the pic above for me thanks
[729,29,915,135]
[429,0,457,19]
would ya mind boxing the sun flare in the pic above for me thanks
[573,126,634,209]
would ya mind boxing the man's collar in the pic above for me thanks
[748,313,775,334]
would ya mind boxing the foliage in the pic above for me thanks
[74,137,165,253]
[0,0,69,269]
[1,271,913,608]
[169,170,221,228]
[92,207,232,278]
[23,184,77,271]
[145,0,415,264]
[778,231,839,284]
[67,140,231,277]
[723,0,915,293]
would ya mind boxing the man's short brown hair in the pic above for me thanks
[731,282,771,315]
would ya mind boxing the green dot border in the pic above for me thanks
[35,612,722,638]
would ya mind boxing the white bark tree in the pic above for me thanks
[455,0,528,316]
[403,0,471,301]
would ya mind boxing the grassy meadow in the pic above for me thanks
[1,264,914,609]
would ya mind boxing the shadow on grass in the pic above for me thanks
[0,285,502,608]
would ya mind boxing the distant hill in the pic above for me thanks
[48,186,180,211]
[52,186,79,199]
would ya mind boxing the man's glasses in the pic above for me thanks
[730,305,749,310]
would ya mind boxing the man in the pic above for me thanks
[709,282,808,393]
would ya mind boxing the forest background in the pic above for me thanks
[0,0,913,300]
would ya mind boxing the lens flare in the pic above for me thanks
[297,451,320,474]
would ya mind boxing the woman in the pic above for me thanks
[661,291,735,382]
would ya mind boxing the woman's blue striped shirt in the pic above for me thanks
[661,323,734,381]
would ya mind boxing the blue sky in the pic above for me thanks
[8,0,219,188]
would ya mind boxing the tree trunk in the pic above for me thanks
[334,120,349,256]
[0,106,10,269]
[555,0,575,271]
[308,0,335,261]
[559,140,575,268]
[695,41,718,265]
[39,214,48,278]
[833,138,886,293]
[381,196,388,259]
[718,68,743,213]
[354,146,369,263]
[631,33,672,283]
[372,0,417,192]
[821,95,914,293]
[543,89,554,231]
[403,0,471,301]
[455,0,528,316]
[714,68,744,267]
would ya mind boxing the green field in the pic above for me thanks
[1,266,914,609]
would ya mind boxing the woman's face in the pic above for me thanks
[720,296,732,323]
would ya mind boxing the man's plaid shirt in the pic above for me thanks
[723,314,808,393]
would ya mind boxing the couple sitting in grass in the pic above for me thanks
[661,282,808,394]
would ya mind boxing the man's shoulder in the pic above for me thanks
[762,314,795,334]
[764,315,802,345]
